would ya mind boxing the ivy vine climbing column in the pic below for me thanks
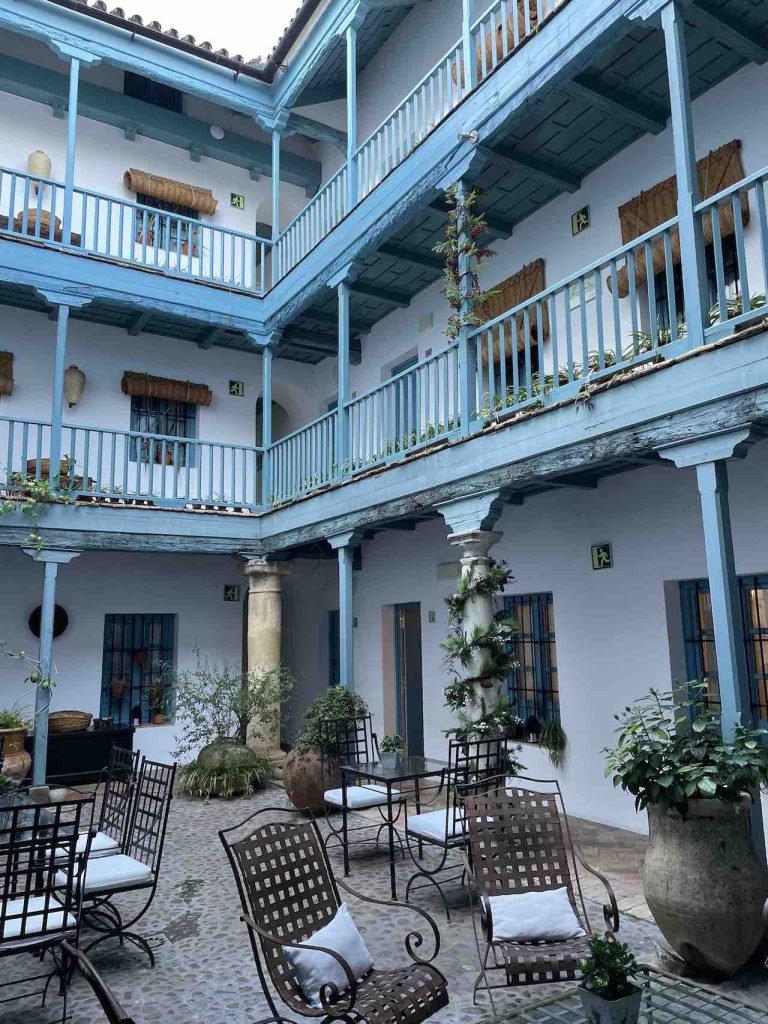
[452,530,503,705]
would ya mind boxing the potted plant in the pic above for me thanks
[379,734,404,769]
[539,718,568,770]
[148,677,168,725]
[0,705,32,782]
[283,685,370,813]
[173,652,293,799]
[579,932,642,1024]
[605,684,768,976]
[110,677,130,702]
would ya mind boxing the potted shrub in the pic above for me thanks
[283,685,370,813]
[148,676,168,725]
[379,734,404,769]
[173,652,294,799]
[605,684,768,976]
[579,932,641,1024]
[0,705,32,782]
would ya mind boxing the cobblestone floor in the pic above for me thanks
[2,784,766,1024]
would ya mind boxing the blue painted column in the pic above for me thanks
[329,531,362,690]
[330,263,357,475]
[661,2,708,348]
[462,0,477,93]
[22,548,82,785]
[455,179,476,438]
[49,304,71,478]
[62,57,80,247]
[345,24,358,211]
[271,130,281,242]
[260,339,276,505]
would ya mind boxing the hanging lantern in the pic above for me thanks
[27,150,51,193]
[63,365,86,408]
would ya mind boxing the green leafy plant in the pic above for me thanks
[294,684,370,755]
[178,756,273,799]
[539,718,567,770]
[580,932,640,1000]
[380,734,404,754]
[0,704,31,730]
[172,650,294,760]
[433,183,497,340]
[604,684,768,818]
[0,472,73,551]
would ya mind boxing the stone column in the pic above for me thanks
[242,557,291,765]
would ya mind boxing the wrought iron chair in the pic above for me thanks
[404,735,506,920]
[62,941,136,1024]
[71,758,176,966]
[64,743,140,863]
[319,714,404,871]
[220,806,448,1024]
[0,795,94,1023]
[461,775,619,1009]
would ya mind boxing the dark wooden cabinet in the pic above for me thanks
[25,726,135,784]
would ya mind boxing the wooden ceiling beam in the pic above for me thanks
[478,145,581,193]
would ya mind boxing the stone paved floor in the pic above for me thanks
[2,784,767,1023]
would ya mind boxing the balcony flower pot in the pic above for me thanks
[642,796,768,975]
[0,727,31,782]
[579,984,642,1024]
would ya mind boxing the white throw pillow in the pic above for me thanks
[484,887,585,943]
[285,903,374,1006]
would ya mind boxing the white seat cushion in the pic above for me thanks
[406,809,465,842]
[57,854,152,894]
[285,903,373,1007]
[1,895,77,939]
[484,888,586,943]
[324,784,401,809]
[55,831,120,863]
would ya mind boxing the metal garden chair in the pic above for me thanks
[62,941,136,1024]
[319,714,404,868]
[220,805,448,1024]
[461,775,619,1009]
[72,757,176,966]
[0,794,94,1022]
[403,735,506,920]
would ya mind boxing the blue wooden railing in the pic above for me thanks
[0,166,272,295]
[4,168,766,513]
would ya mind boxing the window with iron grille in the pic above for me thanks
[503,593,559,724]
[100,613,176,726]
[129,395,196,467]
[134,193,200,251]
[679,576,768,722]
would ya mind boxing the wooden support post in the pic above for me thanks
[62,56,80,246]
[338,279,351,473]
[329,530,362,690]
[345,24,358,211]
[661,2,708,348]
[271,129,281,241]
[462,0,477,93]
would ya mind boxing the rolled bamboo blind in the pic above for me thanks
[0,351,13,396]
[611,139,748,297]
[479,258,548,363]
[121,371,213,407]
[123,169,218,215]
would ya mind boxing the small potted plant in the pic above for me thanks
[379,734,404,769]
[579,932,641,1024]
[148,676,168,725]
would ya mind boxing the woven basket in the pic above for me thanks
[49,710,92,734]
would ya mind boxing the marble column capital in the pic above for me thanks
[448,529,503,561]
[242,557,291,593]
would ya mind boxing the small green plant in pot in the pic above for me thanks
[379,734,404,769]
[579,932,641,1024]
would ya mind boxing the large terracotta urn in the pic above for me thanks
[0,727,31,782]
[283,748,338,815]
[642,796,768,975]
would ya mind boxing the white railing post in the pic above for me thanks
[462,0,477,94]
[345,23,359,211]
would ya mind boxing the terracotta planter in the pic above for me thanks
[283,748,338,814]
[579,985,641,1024]
[0,727,31,782]
[642,797,768,975]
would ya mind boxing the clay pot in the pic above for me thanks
[283,748,338,814]
[195,738,267,797]
[0,727,31,782]
[642,797,768,975]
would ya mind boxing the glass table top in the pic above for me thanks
[341,756,448,783]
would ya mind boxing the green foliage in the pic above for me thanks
[0,473,73,551]
[0,643,55,691]
[0,704,30,730]
[294,685,370,755]
[178,757,272,799]
[445,562,513,622]
[433,184,497,340]
[172,650,294,760]
[380,734,404,754]
[539,719,567,770]
[580,932,640,1000]
[604,684,768,818]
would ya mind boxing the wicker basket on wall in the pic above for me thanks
[49,710,93,734]
[0,351,13,396]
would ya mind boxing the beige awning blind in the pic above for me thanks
[123,169,218,216]
[0,351,13,396]
[121,371,213,407]
[611,139,748,297]
[478,258,548,363]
